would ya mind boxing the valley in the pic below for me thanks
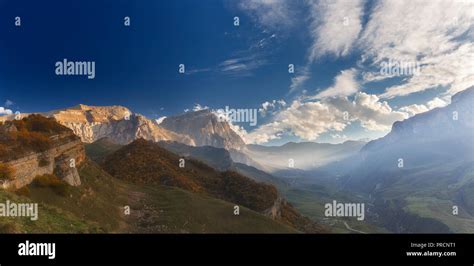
[0,87,473,234]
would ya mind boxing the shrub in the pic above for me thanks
[15,186,30,197]
[0,144,9,155]
[10,114,66,134]
[33,174,69,196]
[16,131,52,152]
[0,163,15,181]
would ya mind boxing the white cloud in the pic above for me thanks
[0,107,13,116]
[245,91,407,144]
[289,66,311,93]
[185,68,211,75]
[308,0,364,61]
[313,68,359,98]
[219,56,267,76]
[398,97,449,117]
[4,100,14,107]
[238,0,295,30]
[359,0,474,98]
[192,104,209,112]
[331,133,348,140]
[155,116,167,125]
[259,99,286,117]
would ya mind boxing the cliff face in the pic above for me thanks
[160,110,245,150]
[48,104,195,145]
[0,132,86,189]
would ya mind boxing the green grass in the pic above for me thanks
[405,196,474,233]
[127,185,297,233]
[0,189,101,233]
[85,138,122,163]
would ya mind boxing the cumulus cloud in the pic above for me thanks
[245,92,407,144]
[0,107,13,116]
[313,68,359,99]
[308,0,364,61]
[185,104,209,113]
[398,97,449,117]
[259,99,286,117]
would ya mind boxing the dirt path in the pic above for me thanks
[343,221,366,234]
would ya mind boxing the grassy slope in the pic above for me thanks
[84,137,122,163]
[0,189,99,233]
[100,139,327,232]
[1,160,296,233]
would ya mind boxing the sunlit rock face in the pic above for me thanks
[160,109,245,150]
[49,104,195,145]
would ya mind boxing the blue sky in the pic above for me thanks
[1,0,473,145]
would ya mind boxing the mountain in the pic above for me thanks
[244,140,366,172]
[336,87,474,233]
[156,140,287,187]
[350,87,474,187]
[0,116,303,233]
[160,109,245,150]
[46,104,195,145]
[101,139,327,233]
[84,137,123,163]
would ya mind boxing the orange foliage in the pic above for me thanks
[0,162,15,181]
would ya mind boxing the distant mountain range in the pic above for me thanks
[245,140,367,172]
[324,87,474,233]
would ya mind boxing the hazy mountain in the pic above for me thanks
[160,109,245,150]
[156,141,287,187]
[349,87,474,187]
[334,87,474,233]
[244,140,366,172]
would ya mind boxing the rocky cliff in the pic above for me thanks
[160,110,245,150]
[47,104,195,145]
[0,131,86,189]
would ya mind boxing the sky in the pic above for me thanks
[0,0,473,145]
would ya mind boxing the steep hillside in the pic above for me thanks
[101,139,327,232]
[336,88,474,233]
[0,160,297,233]
[85,137,122,163]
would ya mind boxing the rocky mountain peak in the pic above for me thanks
[47,105,194,145]
[160,110,245,150]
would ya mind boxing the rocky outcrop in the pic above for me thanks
[0,132,85,189]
